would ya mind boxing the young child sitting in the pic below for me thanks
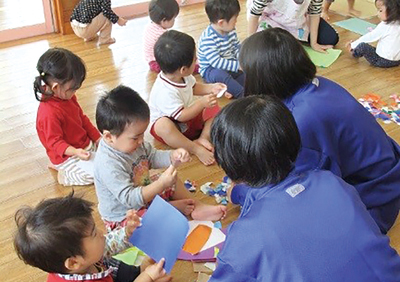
[34,48,101,186]
[347,0,400,68]
[144,0,180,73]
[209,96,400,281]
[70,0,128,45]
[149,30,227,166]
[94,85,227,230]
[14,193,170,282]
[198,0,244,98]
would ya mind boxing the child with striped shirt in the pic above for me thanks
[198,0,243,98]
[143,0,180,73]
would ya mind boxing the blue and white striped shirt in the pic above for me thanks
[198,25,241,76]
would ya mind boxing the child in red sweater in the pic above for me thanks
[34,48,101,186]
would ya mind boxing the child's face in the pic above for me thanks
[376,0,387,21]
[160,16,177,29]
[52,80,78,100]
[66,220,105,273]
[108,119,149,154]
[219,14,238,33]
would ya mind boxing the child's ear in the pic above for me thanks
[50,82,60,93]
[179,66,187,75]
[102,130,114,144]
[217,19,226,27]
[64,256,84,272]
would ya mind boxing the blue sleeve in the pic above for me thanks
[230,184,251,206]
[210,258,257,282]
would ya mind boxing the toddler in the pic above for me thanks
[14,193,170,282]
[70,0,127,45]
[144,0,180,73]
[209,96,400,281]
[94,85,226,230]
[198,0,244,98]
[347,0,400,68]
[34,48,101,186]
[149,30,227,166]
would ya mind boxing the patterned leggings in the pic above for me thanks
[353,43,400,68]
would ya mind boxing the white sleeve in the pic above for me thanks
[351,22,386,49]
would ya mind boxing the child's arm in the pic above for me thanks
[350,22,386,50]
[99,0,126,25]
[177,96,216,122]
[143,142,172,169]
[104,210,141,257]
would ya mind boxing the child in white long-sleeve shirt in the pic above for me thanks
[347,0,400,68]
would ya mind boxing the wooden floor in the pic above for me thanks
[1,1,400,281]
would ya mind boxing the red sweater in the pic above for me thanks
[36,95,101,165]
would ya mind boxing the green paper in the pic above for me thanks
[333,18,376,35]
[303,46,342,68]
[113,246,145,266]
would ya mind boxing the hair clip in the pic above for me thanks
[41,72,45,77]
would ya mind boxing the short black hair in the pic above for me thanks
[14,193,94,274]
[378,0,400,23]
[34,48,86,102]
[149,0,180,24]
[205,0,240,23]
[211,96,300,187]
[239,28,316,100]
[154,30,195,74]
[96,85,150,137]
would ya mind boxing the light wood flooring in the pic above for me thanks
[1,1,400,281]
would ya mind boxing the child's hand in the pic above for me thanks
[202,94,218,108]
[310,42,333,53]
[171,149,191,167]
[144,258,169,281]
[158,165,177,188]
[345,40,353,52]
[75,149,91,161]
[210,83,227,96]
[125,210,141,238]
[118,18,128,26]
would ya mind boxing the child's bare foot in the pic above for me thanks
[170,199,195,216]
[193,145,215,166]
[84,35,98,42]
[194,138,214,152]
[99,38,116,45]
[348,8,361,18]
[191,204,227,221]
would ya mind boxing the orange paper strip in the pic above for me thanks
[182,224,212,255]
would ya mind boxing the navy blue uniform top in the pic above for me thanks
[212,170,400,282]
[232,77,400,233]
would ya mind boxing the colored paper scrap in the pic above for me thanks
[303,46,342,68]
[113,247,145,266]
[129,195,189,273]
[183,224,212,255]
[358,93,400,125]
[333,18,377,35]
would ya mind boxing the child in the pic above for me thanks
[70,0,128,45]
[34,48,101,186]
[94,85,227,230]
[13,193,170,282]
[209,96,400,281]
[198,0,244,98]
[149,30,227,166]
[143,0,180,73]
[322,0,361,21]
[346,0,400,68]
[238,28,400,233]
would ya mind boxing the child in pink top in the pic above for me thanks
[144,0,180,73]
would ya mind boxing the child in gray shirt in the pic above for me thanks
[94,85,227,230]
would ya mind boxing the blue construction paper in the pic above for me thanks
[333,18,377,35]
[129,195,189,273]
